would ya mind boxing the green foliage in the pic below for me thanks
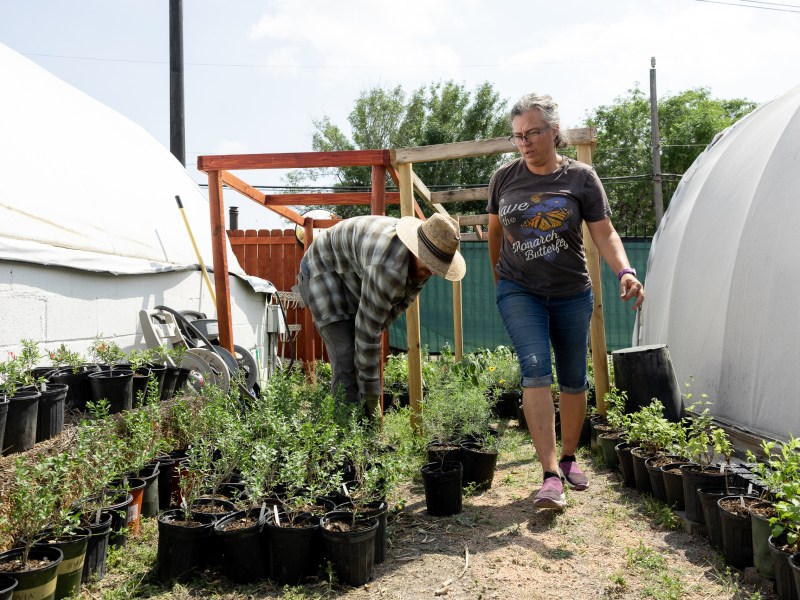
[89,335,126,366]
[676,389,732,467]
[127,347,154,371]
[627,399,680,455]
[47,342,85,373]
[0,339,46,397]
[747,436,800,500]
[383,353,409,391]
[481,346,521,394]
[0,453,68,565]
[603,387,629,433]
[288,81,510,219]
[585,87,756,232]
[422,379,492,445]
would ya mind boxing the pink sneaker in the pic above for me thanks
[533,477,566,509]
[559,459,589,491]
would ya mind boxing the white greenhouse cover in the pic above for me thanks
[635,84,800,441]
[0,44,273,293]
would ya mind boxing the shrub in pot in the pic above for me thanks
[718,494,760,569]
[676,398,734,523]
[627,399,683,498]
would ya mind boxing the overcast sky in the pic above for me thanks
[2,0,799,229]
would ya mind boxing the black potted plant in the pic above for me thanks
[678,397,734,523]
[0,452,66,599]
[47,343,95,412]
[87,336,133,414]
[0,343,42,455]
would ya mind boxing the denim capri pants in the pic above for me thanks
[496,278,594,393]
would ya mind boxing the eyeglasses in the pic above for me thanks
[508,125,550,147]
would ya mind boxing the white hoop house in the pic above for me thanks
[635,84,800,441]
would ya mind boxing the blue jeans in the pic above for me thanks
[496,279,593,393]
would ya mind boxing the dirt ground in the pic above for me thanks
[75,424,777,600]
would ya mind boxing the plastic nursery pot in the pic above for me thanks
[146,363,167,400]
[749,500,778,580]
[768,534,798,600]
[88,369,134,414]
[49,365,97,412]
[263,512,321,586]
[421,461,463,517]
[122,477,146,535]
[0,545,63,600]
[35,527,90,600]
[629,447,656,495]
[101,491,133,549]
[81,510,113,584]
[131,368,151,408]
[0,397,8,456]
[660,463,687,511]
[190,497,237,524]
[361,500,389,564]
[614,441,636,488]
[644,454,685,503]
[320,511,379,587]
[597,431,624,471]
[2,388,40,455]
[213,508,268,583]
[790,552,800,597]
[35,383,68,443]
[0,574,17,600]
[135,463,161,518]
[425,441,461,464]
[159,365,182,401]
[697,486,751,551]
[460,442,499,491]
[681,463,731,524]
[718,494,759,570]
[156,508,215,583]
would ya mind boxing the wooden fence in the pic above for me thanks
[227,229,326,363]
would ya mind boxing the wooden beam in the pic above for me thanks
[371,165,387,216]
[253,192,400,206]
[391,128,597,164]
[577,142,610,414]
[431,187,489,204]
[198,149,392,171]
[397,163,423,432]
[458,214,489,227]
[460,232,486,242]
[220,171,304,226]
[207,170,234,353]
[412,172,449,216]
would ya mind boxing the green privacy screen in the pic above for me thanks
[389,239,650,354]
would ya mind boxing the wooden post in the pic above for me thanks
[453,242,464,361]
[303,219,316,382]
[577,143,610,414]
[207,170,234,353]
[397,163,423,431]
[372,164,388,419]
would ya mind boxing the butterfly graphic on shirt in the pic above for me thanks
[522,194,573,234]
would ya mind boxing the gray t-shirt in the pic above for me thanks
[486,157,611,296]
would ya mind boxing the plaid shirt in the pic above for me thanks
[302,216,424,396]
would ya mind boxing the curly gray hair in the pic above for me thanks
[509,93,565,148]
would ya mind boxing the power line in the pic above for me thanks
[694,0,800,13]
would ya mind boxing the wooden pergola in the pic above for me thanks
[197,129,612,425]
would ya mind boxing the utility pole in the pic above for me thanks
[650,57,664,227]
[169,0,185,166]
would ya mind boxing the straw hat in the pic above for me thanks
[396,214,466,281]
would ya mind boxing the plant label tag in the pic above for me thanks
[740,495,745,508]
[748,483,753,495]
[273,504,280,526]
[719,463,724,474]
[343,483,350,497]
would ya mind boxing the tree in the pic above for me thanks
[288,81,511,218]
[585,87,756,234]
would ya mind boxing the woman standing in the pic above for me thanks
[487,93,644,509]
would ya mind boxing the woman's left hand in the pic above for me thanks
[620,275,645,310]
